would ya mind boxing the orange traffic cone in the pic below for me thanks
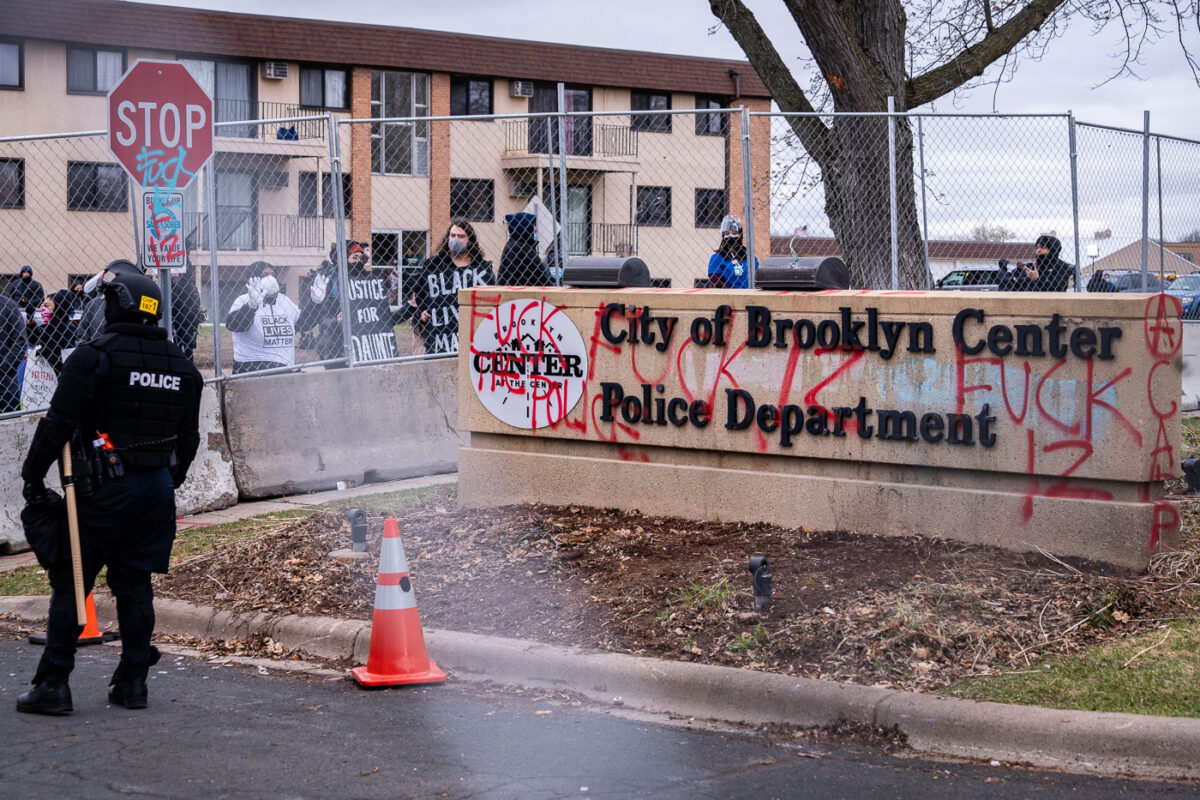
[29,591,120,646]
[352,518,446,688]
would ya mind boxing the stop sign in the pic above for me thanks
[107,59,213,189]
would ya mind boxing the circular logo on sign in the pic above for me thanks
[469,299,588,429]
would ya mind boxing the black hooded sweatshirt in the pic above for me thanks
[7,269,44,318]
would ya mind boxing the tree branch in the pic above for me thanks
[708,0,832,164]
[906,0,1069,108]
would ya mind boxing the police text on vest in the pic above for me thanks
[129,371,181,390]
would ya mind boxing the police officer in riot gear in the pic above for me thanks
[17,266,203,715]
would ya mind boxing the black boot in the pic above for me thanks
[17,679,73,716]
[108,646,158,710]
[107,678,148,710]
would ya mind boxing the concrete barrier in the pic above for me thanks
[0,385,237,554]
[221,358,461,498]
[1182,321,1200,412]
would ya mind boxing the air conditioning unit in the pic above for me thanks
[510,80,534,98]
[261,61,289,80]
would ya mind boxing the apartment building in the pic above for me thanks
[0,0,771,305]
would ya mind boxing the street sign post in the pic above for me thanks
[108,60,214,340]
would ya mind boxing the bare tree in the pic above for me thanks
[1181,228,1200,242]
[709,0,1199,289]
[971,222,1018,242]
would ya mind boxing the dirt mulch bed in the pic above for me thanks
[153,485,1200,692]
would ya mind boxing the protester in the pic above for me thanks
[170,266,203,361]
[707,215,757,289]
[18,266,203,715]
[7,265,44,321]
[0,293,26,412]
[29,290,76,376]
[225,261,310,375]
[411,221,495,355]
[498,212,551,286]
[998,235,1074,292]
[310,241,406,363]
[1086,270,1117,293]
[302,244,345,365]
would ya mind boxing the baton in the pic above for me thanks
[60,443,87,625]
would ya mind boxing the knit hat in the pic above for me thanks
[348,242,364,257]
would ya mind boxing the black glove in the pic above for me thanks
[22,480,50,505]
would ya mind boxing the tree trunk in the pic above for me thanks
[789,113,928,290]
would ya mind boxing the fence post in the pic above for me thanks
[1141,110,1150,289]
[327,115,353,367]
[887,97,899,290]
[555,84,571,270]
[916,116,931,288]
[545,147,562,285]
[1068,112,1082,292]
[1157,135,1164,280]
[203,162,222,379]
[740,106,756,288]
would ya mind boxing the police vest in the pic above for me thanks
[88,332,196,470]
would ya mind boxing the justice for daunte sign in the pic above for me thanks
[458,288,1182,568]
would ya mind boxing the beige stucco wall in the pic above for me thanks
[457,288,1183,569]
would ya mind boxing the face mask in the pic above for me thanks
[259,275,280,303]
[447,238,468,256]
[20,274,31,283]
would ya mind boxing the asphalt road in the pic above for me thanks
[0,631,1193,800]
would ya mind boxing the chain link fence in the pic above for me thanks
[1,107,1197,418]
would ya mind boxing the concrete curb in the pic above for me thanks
[2,595,1197,779]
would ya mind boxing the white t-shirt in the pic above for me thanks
[229,293,302,366]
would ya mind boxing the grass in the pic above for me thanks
[941,620,1200,717]
[0,484,451,597]
[666,574,736,616]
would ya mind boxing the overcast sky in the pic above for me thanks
[134,0,1199,250]
[141,0,1199,137]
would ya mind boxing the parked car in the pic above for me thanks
[934,268,1001,290]
[1165,274,1200,319]
[1104,270,1170,293]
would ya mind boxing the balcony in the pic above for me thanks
[213,100,328,141]
[503,120,639,171]
[566,222,636,257]
[184,210,327,252]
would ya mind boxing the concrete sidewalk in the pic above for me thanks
[3,473,1199,780]
[0,473,458,574]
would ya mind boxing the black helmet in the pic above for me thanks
[102,269,162,324]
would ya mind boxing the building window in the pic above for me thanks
[372,230,428,268]
[298,172,319,217]
[1,40,24,90]
[299,171,351,218]
[371,71,430,176]
[695,96,727,136]
[322,172,351,219]
[450,77,492,116]
[68,162,128,212]
[67,47,124,94]
[300,67,348,109]
[0,159,24,209]
[449,179,494,222]
[636,186,671,227]
[631,90,671,133]
[695,189,726,228]
[180,58,255,137]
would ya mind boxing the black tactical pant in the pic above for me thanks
[36,557,157,686]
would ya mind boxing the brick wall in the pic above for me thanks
[349,67,373,244]
[429,73,451,243]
